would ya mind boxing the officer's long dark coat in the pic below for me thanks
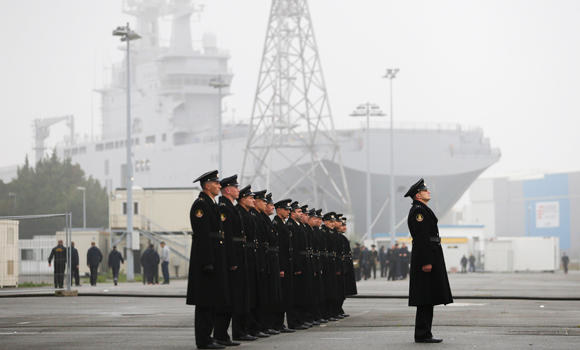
[287,218,309,304]
[408,199,453,306]
[332,229,345,302]
[253,209,271,308]
[273,215,293,311]
[237,205,259,309]
[186,191,229,307]
[340,234,357,296]
[220,196,249,314]
[87,246,102,267]
[320,225,338,302]
[260,212,282,307]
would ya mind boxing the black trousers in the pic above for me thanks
[195,306,215,347]
[112,267,120,281]
[72,267,80,286]
[214,311,232,341]
[54,265,65,288]
[414,305,434,340]
[89,265,99,286]
[232,312,248,338]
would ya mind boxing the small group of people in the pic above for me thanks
[187,170,357,349]
[140,241,171,285]
[460,254,477,273]
[352,242,410,281]
[48,241,103,287]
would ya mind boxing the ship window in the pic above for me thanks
[145,135,156,144]
[96,144,104,151]
[105,142,114,150]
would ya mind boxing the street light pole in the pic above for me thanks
[76,186,86,229]
[209,76,229,175]
[350,103,385,241]
[113,23,141,281]
[383,68,399,246]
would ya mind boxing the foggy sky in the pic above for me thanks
[1,0,580,178]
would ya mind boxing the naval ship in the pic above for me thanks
[53,0,500,236]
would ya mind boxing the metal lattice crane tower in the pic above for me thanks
[241,0,351,213]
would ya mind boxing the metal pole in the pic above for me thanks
[66,213,72,291]
[125,23,134,282]
[389,76,396,246]
[218,85,223,175]
[365,103,371,242]
[82,189,86,229]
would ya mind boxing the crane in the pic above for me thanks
[33,115,74,164]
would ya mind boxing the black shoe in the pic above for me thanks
[341,314,350,317]
[215,339,240,346]
[335,315,344,319]
[253,332,270,338]
[327,317,339,321]
[266,329,280,335]
[303,322,313,327]
[289,324,308,330]
[233,335,257,341]
[279,327,296,333]
[197,343,226,349]
[318,318,328,323]
[415,338,443,343]
[311,320,320,325]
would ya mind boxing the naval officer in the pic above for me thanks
[404,178,453,343]
[187,170,230,349]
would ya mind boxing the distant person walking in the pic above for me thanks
[160,241,170,284]
[468,254,476,272]
[108,246,124,286]
[460,255,468,273]
[562,253,570,274]
[87,242,103,286]
[71,241,80,286]
[400,243,410,279]
[405,178,453,343]
[48,240,67,289]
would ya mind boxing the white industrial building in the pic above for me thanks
[0,220,19,287]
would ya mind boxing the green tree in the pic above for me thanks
[0,153,108,238]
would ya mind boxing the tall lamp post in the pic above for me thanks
[76,186,86,229]
[383,68,399,245]
[350,103,385,241]
[113,23,141,281]
[209,76,230,175]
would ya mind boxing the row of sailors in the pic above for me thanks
[186,170,357,349]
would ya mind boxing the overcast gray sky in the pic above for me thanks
[1,0,579,178]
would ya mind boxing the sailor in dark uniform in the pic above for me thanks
[213,174,247,345]
[299,204,317,326]
[320,212,339,321]
[286,201,311,330]
[272,199,297,333]
[405,178,453,343]
[338,215,357,314]
[236,185,270,339]
[253,190,281,335]
[186,170,230,350]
